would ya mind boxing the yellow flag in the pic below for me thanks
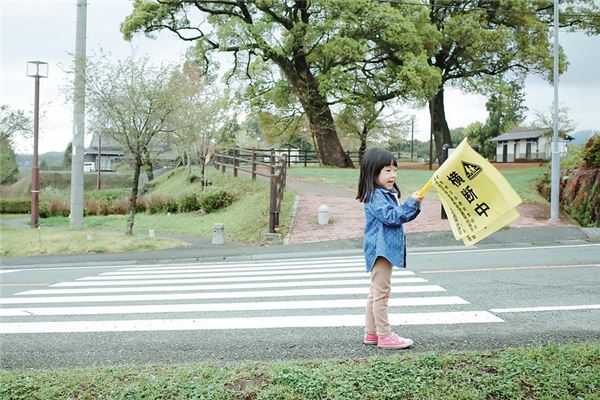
[429,138,522,245]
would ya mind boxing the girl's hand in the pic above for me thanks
[410,192,424,203]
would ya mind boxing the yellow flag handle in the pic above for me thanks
[417,180,432,197]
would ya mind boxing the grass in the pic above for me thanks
[287,165,548,203]
[1,342,598,399]
[0,168,296,257]
[0,222,185,256]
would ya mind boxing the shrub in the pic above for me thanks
[0,197,30,214]
[177,193,201,213]
[142,196,178,214]
[200,189,236,213]
[583,135,600,168]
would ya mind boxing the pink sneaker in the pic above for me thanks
[363,333,378,345]
[377,333,413,349]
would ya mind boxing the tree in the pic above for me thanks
[167,60,231,186]
[64,142,73,168]
[0,104,31,143]
[85,55,179,235]
[531,106,577,137]
[336,102,410,163]
[0,104,31,185]
[121,0,440,167]
[467,81,526,159]
[426,0,599,163]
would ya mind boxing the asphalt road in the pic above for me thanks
[1,242,599,369]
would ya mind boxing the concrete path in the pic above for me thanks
[285,177,579,244]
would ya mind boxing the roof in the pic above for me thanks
[490,129,549,142]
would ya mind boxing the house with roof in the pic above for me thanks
[489,128,573,163]
[84,133,180,172]
[84,133,125,171]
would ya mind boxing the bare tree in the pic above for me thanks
[86,55,179,235]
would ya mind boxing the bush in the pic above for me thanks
[0,197,30,214]
[200,189,236,213]
[177,193,201,213]
[583,135,600,168]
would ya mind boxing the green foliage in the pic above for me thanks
[560,145,585,169]
[1,343,599,399]
[177,193,202,213]
[0,197,30,214]
[200,189,236,213]
[64,142,72,168]
[583,134,600,168]
[0,137,19,184]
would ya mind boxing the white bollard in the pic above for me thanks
[212,223,225,244]
[317,204,329,225]
[148,229,155,238]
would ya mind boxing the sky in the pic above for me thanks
[2,0,600,155]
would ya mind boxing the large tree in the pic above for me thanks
[426,0,600,163]
[85,55,179,235]
[121,0,440,167]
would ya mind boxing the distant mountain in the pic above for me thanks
[570,130,598,146]
[16,151,64,168]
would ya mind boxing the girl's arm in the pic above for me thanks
[366,191,421,226]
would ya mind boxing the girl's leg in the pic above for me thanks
[365,257,393,338]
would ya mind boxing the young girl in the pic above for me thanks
[356,148,423,349]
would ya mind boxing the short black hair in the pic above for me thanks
[356,148,400,203]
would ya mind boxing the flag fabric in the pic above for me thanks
[421,138,522,246]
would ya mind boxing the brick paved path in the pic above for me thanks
[285,177,578,244]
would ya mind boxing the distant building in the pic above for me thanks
[490,128,573,163]
[84,133,124,171]
[84,133,179,172]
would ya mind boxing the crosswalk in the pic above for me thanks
[0,256,503,334]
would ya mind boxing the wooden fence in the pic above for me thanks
[212,148,287,234]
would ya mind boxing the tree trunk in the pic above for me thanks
[358,129,368,165]
[143,149,154,181]
[278,60,353,168]
[126,161,141,236]
[428,89,453,164]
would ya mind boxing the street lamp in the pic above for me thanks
[26,61,49,228]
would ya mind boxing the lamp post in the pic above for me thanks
[26,61,49,228]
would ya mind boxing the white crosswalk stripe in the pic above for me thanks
[0,255,503,334]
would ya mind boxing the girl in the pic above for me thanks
[356,148,423,349]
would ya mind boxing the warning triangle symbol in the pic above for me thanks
[462,161,482,180]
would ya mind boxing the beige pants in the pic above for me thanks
[365,257,393,338]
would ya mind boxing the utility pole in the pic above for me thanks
[70,0,87,229]
[410,115,415,160]
[96,133,101,190]
[550,0,560,221]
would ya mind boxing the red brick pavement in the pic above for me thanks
[286,195,578,244]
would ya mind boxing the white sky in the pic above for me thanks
[2,0,599,154]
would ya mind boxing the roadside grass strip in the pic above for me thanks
[1,343,599,399]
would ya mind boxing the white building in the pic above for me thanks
[490,128,573,163]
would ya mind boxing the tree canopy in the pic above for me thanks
[121,0,440,167]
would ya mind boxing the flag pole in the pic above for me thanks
[418,179,432,197]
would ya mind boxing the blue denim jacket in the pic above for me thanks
[363,187,421,272]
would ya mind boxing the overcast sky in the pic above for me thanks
[2,0,599,154]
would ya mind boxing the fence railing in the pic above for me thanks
[213,148,287,234]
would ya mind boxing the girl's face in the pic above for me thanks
[375,164,397,190]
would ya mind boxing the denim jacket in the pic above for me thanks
[363,187,421,272]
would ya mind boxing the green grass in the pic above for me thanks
[1,342,598,399]
[287,165,548,203]
[0,221,187,257]
[0,168,296,256]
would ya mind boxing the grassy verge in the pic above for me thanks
[1,343,598,399]
[287,165,548,203]
[0,168,296,257]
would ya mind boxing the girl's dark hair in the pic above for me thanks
[356,148,399,203]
